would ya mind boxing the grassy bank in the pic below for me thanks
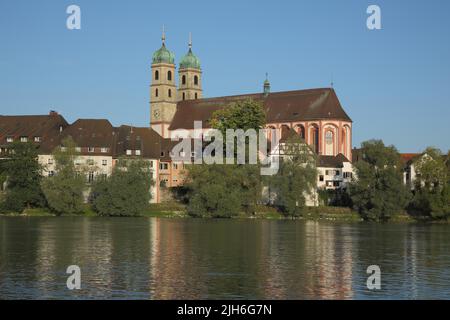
[0,203,437,223]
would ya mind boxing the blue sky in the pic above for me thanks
[0,0,449,153]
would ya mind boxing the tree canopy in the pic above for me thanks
[1,141,45,212]
[41,137,86,215]
[91,159,153,216]
[349,139,411,221]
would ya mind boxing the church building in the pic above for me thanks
[149,31,353,161]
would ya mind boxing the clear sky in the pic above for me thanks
[1,0,449,153]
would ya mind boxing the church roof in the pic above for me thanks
[168,88,352,130]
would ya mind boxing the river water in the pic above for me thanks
[0,217,449,299]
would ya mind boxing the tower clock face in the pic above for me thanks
[153,109,160,119]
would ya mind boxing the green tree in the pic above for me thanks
[348,140,411,221]
[210,99,266,137]
[185,164,243,218]
[270,135,317,217]
[41,137,86,215]
[185,99,265,217]
[410,147,450,220]
[1,141,45,212]
[91,159,153,216]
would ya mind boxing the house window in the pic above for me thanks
[194,75,198,85]
[319,175,324,182]
[173,163,178,170]
[101,147,108,153]
[136,150,141,156]
[75,147,81,152]
[20,137,28,142]
[102,160,107,166]
[48,158,54,165]
[182,75,186,85]
[88,147,95,153]
[160,151,165,157]
[6,137,13,143]
[167,70,172,81]
[126,150,132,155]
[88,172,94,183]
[343,172,352,179]
[155,70,159,80]
[159,163,168,170]
[34,136,41,142]
[75,159,82,166]
[87,159,94,166]
[333,181,340,187]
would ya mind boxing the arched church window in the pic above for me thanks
[182,75,186,85]
[168,71,172,81]
[296,125,305,139]
[155,88,158,97]
[194,75,198,86]
[326,131,333,144]
[155,70,159,80]
[325,130,334,156]
[168,89,172,98]
[311,126,319,154]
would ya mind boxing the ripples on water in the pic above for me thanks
[0,217,449,299]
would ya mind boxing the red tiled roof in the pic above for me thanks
[168,88,352,130]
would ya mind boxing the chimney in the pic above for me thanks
[49,110,58,116]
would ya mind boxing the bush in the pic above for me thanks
[91,159,153,216]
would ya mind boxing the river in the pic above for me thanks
[0,217,449,299]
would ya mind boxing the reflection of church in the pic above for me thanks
[149,30,353,161]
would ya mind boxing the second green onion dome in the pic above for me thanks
[179,48,201,70]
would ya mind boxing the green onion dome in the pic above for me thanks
[179,48,201,70]
[152,43,175,65]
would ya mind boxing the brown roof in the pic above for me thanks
[317,153,350,168]
[168,88,352,130]
[61,119,116,155]
[0,113,68,153]
[114,125,163,159]
[400,153,421,164]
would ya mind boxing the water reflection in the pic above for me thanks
[0,217,450,299]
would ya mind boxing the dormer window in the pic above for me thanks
[20,137,28,142]
[101,147,108,153]
[88,147,95,153]
[6,137,13,143]
[126,150,132,155]
[34,136,41,142]
[135,150,141,156]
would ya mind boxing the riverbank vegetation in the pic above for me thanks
[0,101,448,222]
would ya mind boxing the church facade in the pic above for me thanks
[149,32,353,161]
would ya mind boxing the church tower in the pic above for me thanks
[150,27,177,138]
[178,33,202,101]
